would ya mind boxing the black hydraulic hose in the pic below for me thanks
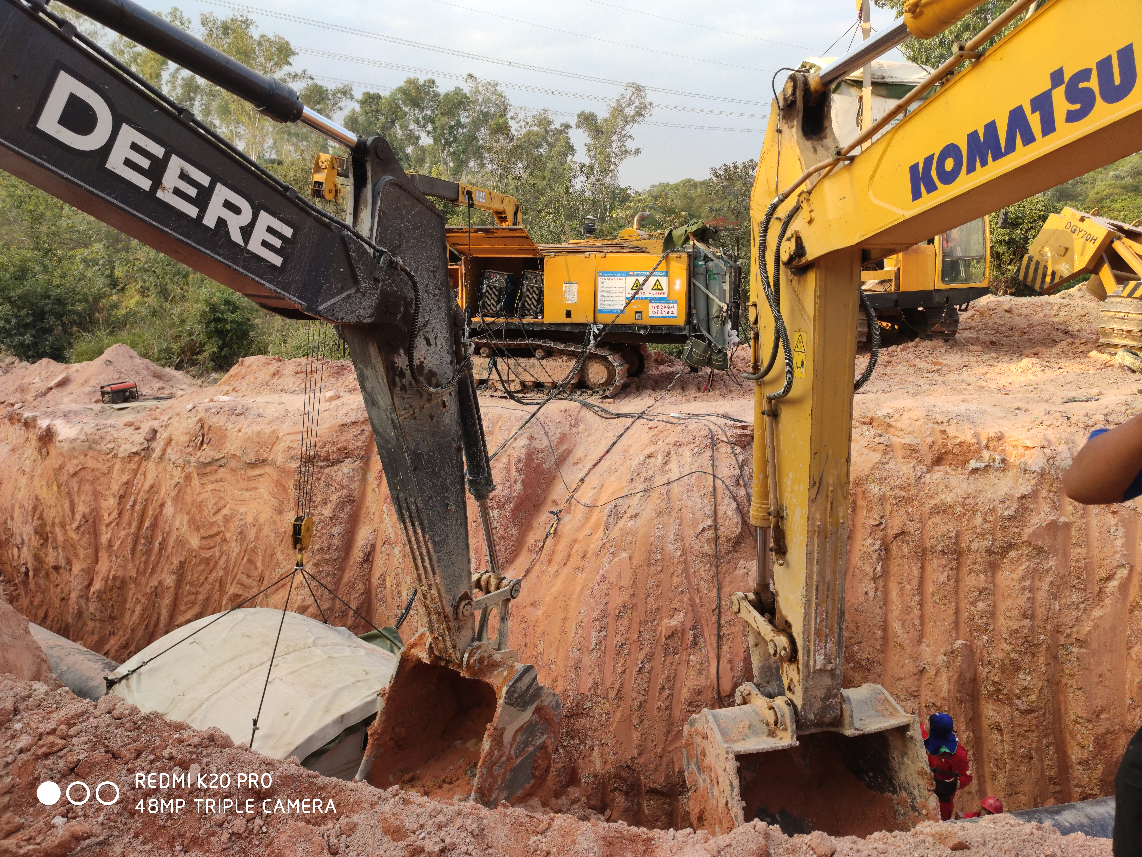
[743,201,799,387]
[854,290,880,391]
[54,0,304,123]
[758,205,800,381]
[750,199,797,400]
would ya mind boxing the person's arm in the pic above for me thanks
[1063,413,1142,504]
[956,749,973,788]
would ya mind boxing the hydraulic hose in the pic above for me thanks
[742,201,799,385]
[854,290,880,391]
[753,199,798,401]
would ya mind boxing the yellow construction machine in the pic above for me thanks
[1016,206,1142,348]
[684,0,1142,837]
[826,58,993,341]
[404,177,741,396]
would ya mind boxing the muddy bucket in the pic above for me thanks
[357,630,560,806]
[683,684,933,837]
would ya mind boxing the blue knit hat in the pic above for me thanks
[925,713,958,755]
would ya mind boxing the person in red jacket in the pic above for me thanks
[963,796,1004,818]
[921,712,973,820]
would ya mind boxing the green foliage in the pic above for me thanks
[190,287,257,370]
[256,318,347,360]
[0,253,91,362]
[988,196,1054,295]
[1049,152,1142,225]
[872,0,1022,68]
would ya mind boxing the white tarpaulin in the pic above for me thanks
[108,608,397,761]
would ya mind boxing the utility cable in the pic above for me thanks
[197,0,768,106]
[303,58,766,118]
[579,0,813,50]
[709,424,722,708]
[421,0,768,73]
[487,250,673,460]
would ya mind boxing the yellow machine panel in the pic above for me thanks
[895,244,937,292]
[542,254,596,324]
[588,253,689,326]
[1019,207,1118,293]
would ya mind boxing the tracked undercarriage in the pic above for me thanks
[470,337,647,398]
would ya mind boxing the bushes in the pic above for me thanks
[190,287,257,370]
[988,196,1055,296]
[0,252,92,362]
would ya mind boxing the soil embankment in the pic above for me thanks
[0,289,1139,829]
[0,674,1112,856]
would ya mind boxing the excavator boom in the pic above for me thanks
[685,0,1142,837]
[0,0,557,805]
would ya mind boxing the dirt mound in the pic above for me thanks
[0,290,1138,826]
[0,598,56,686]
[0,674,1111,856]
[213,356,360,397]
[0,344,195,409]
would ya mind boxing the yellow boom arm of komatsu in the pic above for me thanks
[684,0,1142,837]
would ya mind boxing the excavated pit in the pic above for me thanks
[0,288,1135,851]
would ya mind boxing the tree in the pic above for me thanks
[113,10,350,166]
[480,110,577,243]
[988,196,1054,295]
[872,0,1022,68]
[574,85,651,232]
[345,76,511,180]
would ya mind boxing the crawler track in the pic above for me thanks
[470,337,635,398]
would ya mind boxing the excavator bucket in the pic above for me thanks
[357,631,561,806]
[683,684,933,838]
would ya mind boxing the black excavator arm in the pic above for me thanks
[0,0,561,808]
[0,0,491,661]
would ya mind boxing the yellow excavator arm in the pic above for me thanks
[409,174,523,226]
[684,0,1142,837]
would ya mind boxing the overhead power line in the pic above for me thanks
[196,0,768,106]
[422,0,767,73]
[579,0,813,51]
[300,49,766,119]
[313,75,761,132]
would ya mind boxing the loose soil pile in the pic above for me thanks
[0,673,1112,856]
[0,287,1138,836]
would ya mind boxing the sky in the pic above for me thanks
[166,0,908,189]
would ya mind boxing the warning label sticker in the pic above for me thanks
[792,330,807,378]
[597,270,670,313]
[648,301,678,318]
[564,281,578,304]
